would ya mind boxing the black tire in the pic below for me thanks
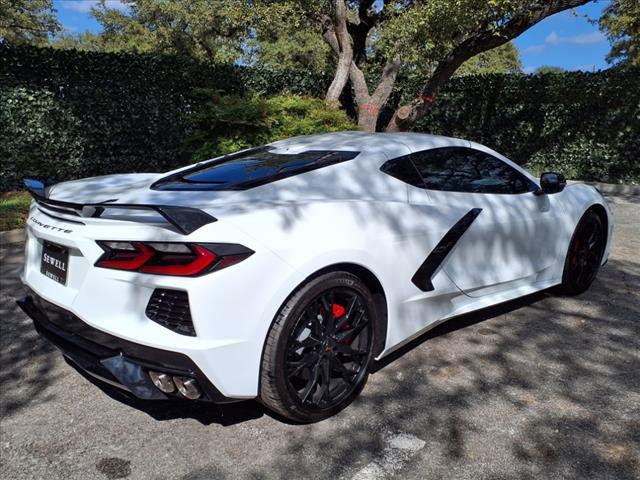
[558,210,606,296]
[259,271,380,423]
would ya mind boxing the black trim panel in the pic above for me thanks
[16,291,237,403]
[411,208,482,291]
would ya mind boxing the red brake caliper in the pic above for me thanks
[332,304,350,332]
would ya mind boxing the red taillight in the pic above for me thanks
[96,242,155,270]
[95,241,253,276]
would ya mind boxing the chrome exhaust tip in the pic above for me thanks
[148,371,176,393]
[173,376,202,400]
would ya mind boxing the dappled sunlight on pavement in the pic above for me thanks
[0,196,638,480]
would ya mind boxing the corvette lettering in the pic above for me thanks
[29,216,73,234]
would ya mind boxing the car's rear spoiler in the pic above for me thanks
[24,178,217,235]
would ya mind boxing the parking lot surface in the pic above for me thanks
[1,195,638,480]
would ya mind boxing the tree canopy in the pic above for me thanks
[54,0,251,64]
[535,65,567,73]
[0,0,61,46]
[6,0,597,131]
[599,0,640,66]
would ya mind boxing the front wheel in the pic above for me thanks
[558,210,605,295]
[259,272,379,423]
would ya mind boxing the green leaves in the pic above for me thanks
[0,44,340,190]
[1,43,637,191]
[186,92,357,160]
[599,0,640,66]
[416,69,640,184]
[0,0,61,46]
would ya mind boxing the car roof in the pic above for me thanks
[267,131,469,159]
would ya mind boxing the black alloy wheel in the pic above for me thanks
[285,287,372,408]
[260,271,379,423]
[560,210,605,295]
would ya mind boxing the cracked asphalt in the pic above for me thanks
[0,194,638,480]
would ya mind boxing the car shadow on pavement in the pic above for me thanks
[55,281,552,429]
[68,360,267,426]
[2,239,639,479]
[234,258,638,480]
[0,241,58,418]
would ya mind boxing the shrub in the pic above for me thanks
[186,92,357,160]
[0,87,86,190]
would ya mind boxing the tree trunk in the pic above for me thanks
[348,59,400,132]
[324,0,353,103]
[385,62,454,132]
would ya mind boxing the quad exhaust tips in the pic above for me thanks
[148,371,202,400]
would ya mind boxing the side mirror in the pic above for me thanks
[535,172,566,195]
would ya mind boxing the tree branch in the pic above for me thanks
[325,0,354,102]
[386,0,592,131]
[348,0,378,65]
[371,58,401,106]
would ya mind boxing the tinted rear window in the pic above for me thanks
[152,148,359,191]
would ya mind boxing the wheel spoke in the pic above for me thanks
[586,250,600,268]
[333,342,367,358]
[330,356,356,385]
[335,315,369,343]
[317,358,332,405]
[346,295,358,318]
[286,351,319,378]
[308,300,324,337]
[320,292,336,335]
[301,362,321,403]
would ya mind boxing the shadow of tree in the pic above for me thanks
[0,241,58,418]
[2,181,638,479]
[5,259,634,479]
[236,258,639,479]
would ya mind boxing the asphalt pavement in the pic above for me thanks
[0,195,638,480]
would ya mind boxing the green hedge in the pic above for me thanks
[1,43,638,191]
[414,69,640,184]
[0,44,334,191]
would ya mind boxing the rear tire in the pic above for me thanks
[558,210,605,296]
[259,271,379,423]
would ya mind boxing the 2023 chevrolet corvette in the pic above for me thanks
[18,132,613,422]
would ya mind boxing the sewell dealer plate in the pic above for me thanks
[41,241,69,285]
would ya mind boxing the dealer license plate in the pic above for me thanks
[41,241,69,285]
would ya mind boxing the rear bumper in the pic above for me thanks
[17,291,236,403]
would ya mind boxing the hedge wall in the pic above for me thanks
[414,70,640,184]
[1,43,638,191]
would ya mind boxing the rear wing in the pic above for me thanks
[24,178,217,235]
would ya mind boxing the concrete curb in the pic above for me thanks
[0,228,25,245]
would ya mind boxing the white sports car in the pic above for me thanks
[18,132,612,422]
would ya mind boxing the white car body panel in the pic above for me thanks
[20,132,613,399]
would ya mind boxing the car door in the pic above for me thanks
[407,146,564,297]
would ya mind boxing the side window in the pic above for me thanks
[409,147,534,194]
[380,156,424,188]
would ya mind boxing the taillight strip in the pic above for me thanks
[95,241,253,277]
